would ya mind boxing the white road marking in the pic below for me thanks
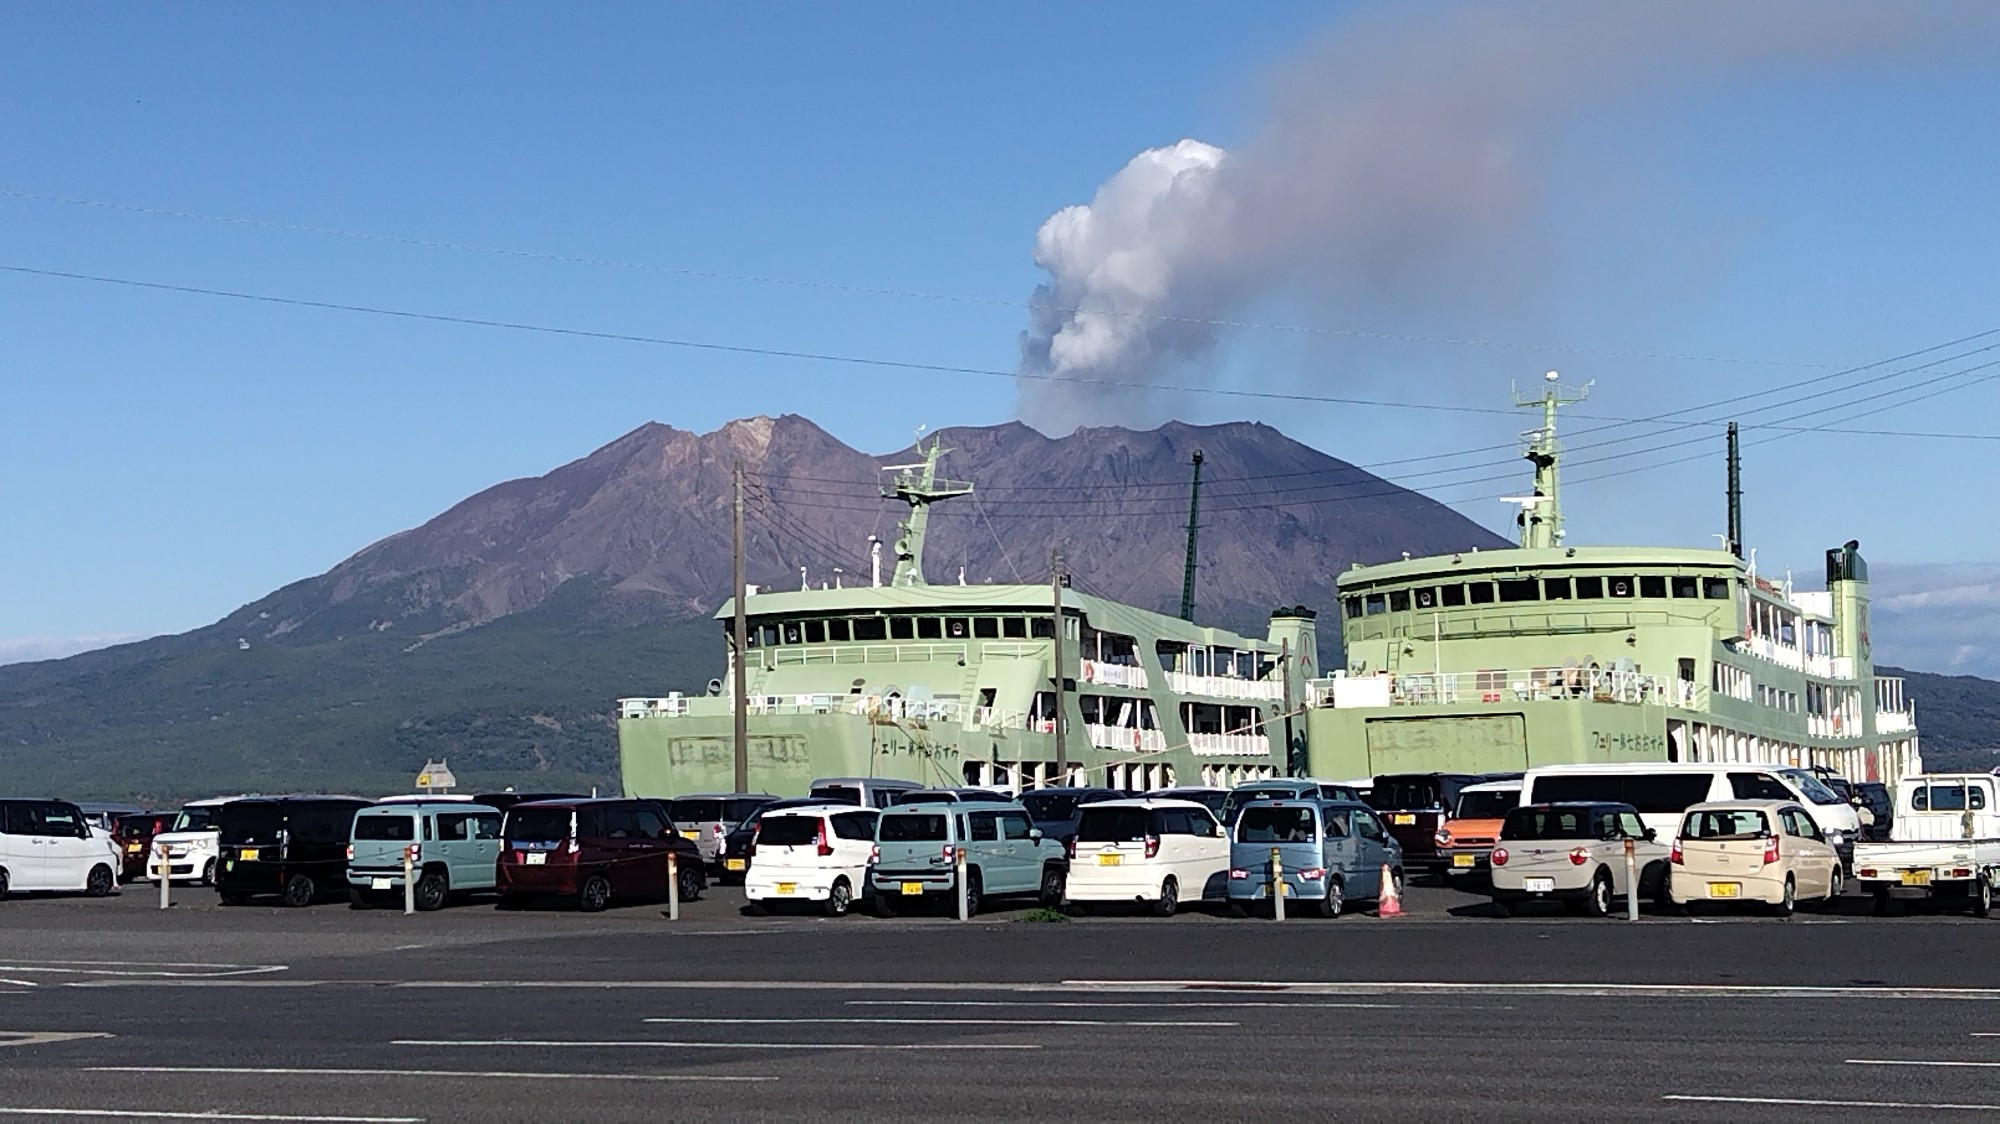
[845,999,1405,1010]
[1667,1093,2000,1111]
[394,1038,1038,1051]
[642,1016,1235,1027]
[91,1067,774,1084]
[1848,1058,2000,1069]
[1062,979,2000,1001]
[0,962,284,980]
[0,982,38,990]
[0,1111,420,1122]
[0,1032,113,1048]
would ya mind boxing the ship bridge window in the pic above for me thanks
[1498,578,1539,603]
[916,617,943,640]
[972,617,998,639]
[804,620,826,643]
[1413,588,1438,610]
[1639,576,1668,598]
[945,617,970,640]
[1704,577,1730,599]
[1003,617,1028,639]
[759,623,781,647]
[1671,576,1698,599]
[1388,590,1410,612]
[890,617,915,640]
[1607,576,1635,599]
[827,619,851,642]
[1574,576,1604,599]
[1440,584,1467,607]
[853,617,888,642]
[783,622,803,645]
[1364,594,1387,616]
[1343,597,1363,619]
[1083,626,1140,666]
[1543,578,1572,600]
[1467,582,1496,605]
[1030,617,1055,639]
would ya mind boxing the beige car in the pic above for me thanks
[1669,800,1842,915]
[1488,802,1672,917]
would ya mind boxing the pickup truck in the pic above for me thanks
[1852,773,2000,916]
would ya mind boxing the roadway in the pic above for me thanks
[0,881,1997,1120]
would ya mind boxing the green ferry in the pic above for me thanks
[1303,375,1919,786]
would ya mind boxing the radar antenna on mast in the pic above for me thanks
[880,429,973,587]
[1502,371,1592,549]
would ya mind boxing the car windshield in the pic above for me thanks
[810,785,863,806]
[756,816,822,846]
[1367,778,1443,811]
[218,804,283,845]
[1076,807,1150,843]
[1020,792,1084,821]
[1682,809,1770,840]
[1237,806,1318,844]
[879,814,948,842]
[506,808,572,844]
[172,807,220,832]
[1778,769,1843,806]
[1501,807,1596,841]
[1454,790,1520,820]
[353,815,415,841]
[667,799,725,823]
[114,818,159,840]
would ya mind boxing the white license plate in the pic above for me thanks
[524,852,547,865]
[1523,877,1556,893]
[370,877,391,891]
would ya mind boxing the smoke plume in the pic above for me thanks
[1015,2,1988,433]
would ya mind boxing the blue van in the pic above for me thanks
[869,799,1067,917]
[1227,800,1403,918]
[347,800,503,910]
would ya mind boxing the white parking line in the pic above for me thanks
[393,1038,1038,1051]
[91,1067,774,1084]
[0,963,285,980]
[1063,979,2000,1000]
[642,1016,1236,1028]
[0,1111,420,1122]
[1667,1094,2000,1111]
[845,1000,1404,1010]
[0,1033,113,1048]
[1848,1058,2000,1069]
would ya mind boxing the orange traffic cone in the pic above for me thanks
[1376,864,1403,918]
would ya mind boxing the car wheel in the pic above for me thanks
[870,892,898,918]
[824,878,854,918]
[1391,868,1406,899]
[199,859,217,887]
[414,870,449,912]
[85,864,115,898]
[281,874,316,908]
[678,866,703,904]
[1039,865,1066,909]
[578,874,612,913]
[1976,876,1993,919]
[219,891,249,906]
[0,868,9,901]
[1497,898,1520,917]
[1152,877,1179,918]
[961,871,982,919]
[1226,901,1248,919]
[1318,877,1344,919]
[1871,887,1892,916]
[1775,876,1795,917]
[1827,867,1845,908]
[1586,872,1613,918]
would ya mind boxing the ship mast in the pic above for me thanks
[881,433,973,587]
[1507,371,1592,549]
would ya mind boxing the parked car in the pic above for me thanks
[146,797,238,887]
[77,803,146,835]
[347,800,504,910]
[667,793,777,867]
[887,788,1011,805]
[1669,800,1841,915]
[743,805,881,916]
[808,778,925,809]
[1219,780,1362,827]
[1521,763,1863,868]
[473,792,587,814]
[1226,800,1402,918]
[1854,773,2000,915]
[1017,787,1122,844]
[1854,782,1894,841]
[1488,802,1670,917]
[0,798,121,899]
[1367,773,1488,879]
[1142,786,1229,817]
[111,811,177,883]
[498,798,704,912]
[868,799,1067,917]
[716,796,850,884]
[1065,798,1229,916]
[215,796,372,907]
[1436,780,1523,883]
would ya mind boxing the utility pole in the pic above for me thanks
[1725,421,1743,559]
[732,461,750,793]
[1050,546,1067,783]
[1178,450,1203,621]
[1280,638,1297,777]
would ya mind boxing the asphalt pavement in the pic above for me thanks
[1,879,1999,1121]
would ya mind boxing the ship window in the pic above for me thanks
[1155,641,1182,671]
[1003,617,1028,639]
[1388,590,1410,612]
[1671,576,1698,598]
[1467,582,1496,605]
[1543,578,1572,600]
[742,625,761,648]
[1440,584,1466,607]
[945,617,969,640]
[1363,594,1387,616]
[1639,576,1667,598]
[1703,577,1730,599]
[1344,597,1363,619]
[972,617,998,639]
[1573,576,1604,599]
[1030,617,1054,639]
[758,623,780,647]
[1413,588,1437,610]
[916,617,943,640]
[803,620,826,643]
[1607,576,1635,599]
[783,622,803,644]
[890,617,915,640]
[827,619,851,642]
[1497,578,1539,603]
[853,617,887,641]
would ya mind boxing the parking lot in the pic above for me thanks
[2,881,2000,1120]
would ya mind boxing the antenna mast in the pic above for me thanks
[1726,421,1743,558]
[1507,371,1592,549]
[881,432,973,587]
[1178,450,1204,621]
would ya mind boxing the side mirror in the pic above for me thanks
[1028,828,1044,841]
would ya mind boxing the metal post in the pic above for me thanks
[1279,639,1296,777]
[156,843,170,910]
[732,461,750,794]
[666,850,680,922]
[955,845,969,922]
[1050,547,1067,782]
[1623,837,1638,922]
[402,845,416,915]
[1271,846,1285,922]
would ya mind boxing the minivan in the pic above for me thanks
[499,798,704,912]
[1066,798,1230,916]
[215,796,372,907]
[1367,773,1488,878]
[808,778,924,809]
[869,800,1067,917]
[0,798,121,899]
[667,793,776,867]
[1226,800,1403,918]
[1219,779,1363,827]
[147,797,239,887]
[1521,763,1864,865]
[347,801,503,910]
[743,804,881,917]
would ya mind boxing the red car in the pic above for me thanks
[111,812,177,882]
[498,798,704,912]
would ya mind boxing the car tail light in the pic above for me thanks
[406,844,422,864]
[1064,838,1075,860]
[1762,836,1779,866]
[1953,867,1973,879]
[1857,867,1876,878]
[1299,867,1325,882]
[942,844,956,862]
[1228,867,1248,880]
[1144,835,1160,859]
[713,824,726,838]
[1670,840,1683,865]
[1568,847,1589,866]
[1490,847,1509,867]
[816,818,834,858]
[345,844,354,861]
[868,844,880,865]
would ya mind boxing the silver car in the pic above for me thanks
[1488,801,1671,917]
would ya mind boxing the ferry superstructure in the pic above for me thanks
[1301,376,1919,785]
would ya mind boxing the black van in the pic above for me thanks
[215,796,370,907]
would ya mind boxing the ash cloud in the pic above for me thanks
[1015,2,1989,434]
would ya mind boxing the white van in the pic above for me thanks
[0,798,122,897]
[743,804,881,917]
[146,797,238,886]
[1521,763,1864,863]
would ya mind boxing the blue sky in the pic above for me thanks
[3,4,1999,672]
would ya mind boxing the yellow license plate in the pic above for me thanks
[238,849,259,862]
[126,843,142,852]
[1707,882,1741,898]
[680,830,699,840]
[775,882,796,895]
[1097,853,1122,866]
[900,881,924,896]
[1393,814,1416,825]
[1453,853,1476,868]
[1902,870,1932,887]
[724,859,746,872]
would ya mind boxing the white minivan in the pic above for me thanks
[1064,798,1230,916]
[0,798,122,898]
[743,804,881,917]
[146,797,237,886]
[1521,763,1864,864]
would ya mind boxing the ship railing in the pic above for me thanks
[1163,670,1284,701]
[1085,723,1168,753]
[1877,712,1915,734]
[1307,668,1693,709]
[1744,637,1805,672]
[1080,660,1149,690]
[972,705,1035,730]
[767,643,971,668]
[1804,654,1857,680]
[618,695,690,719]
[1188,731,1272,758]
[1808,714,1858,738]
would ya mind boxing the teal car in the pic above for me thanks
[348,800,503,911]
[869,799,1068,917]
[1227,799,1404,918]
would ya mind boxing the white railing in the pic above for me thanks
[1745,637,1804,672]
[620,696,690,719]
[1807,714,1858,739]
[622,692,1000,726]
[1878,712,1915,734]
[1163,670,1284,701]
[1080,660,1148,690]
[1307,668,1693,709]
[767,643,970,667]
[1188,732,1271,757]
[1085,723,1167,753]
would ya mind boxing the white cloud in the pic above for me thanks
[1871,563,2000,679]
[0,634,147,666]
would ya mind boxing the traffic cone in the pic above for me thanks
[1376,864,1403,918]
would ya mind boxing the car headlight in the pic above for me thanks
[1828,831,1844,846]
